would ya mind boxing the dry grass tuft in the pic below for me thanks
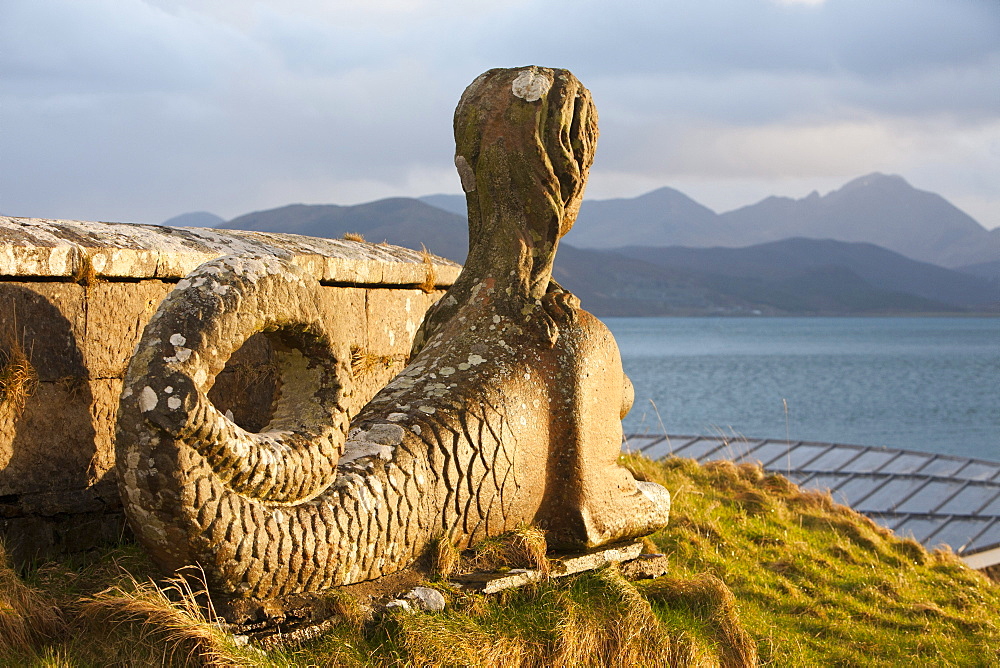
[71,251,99,286]
[325,589,370,631]
[220,361,278,396]
[350,345,403,379]
[703,459,742,480]
[417,245,437,294]
[759,472,797,498]
[640,535,660,554]
[342,232,366,242]
[732,489,775,516]
[466,525,549,576]
[0,543,66,657]
[891,536,929,566]
[787,487,840,514]
[394,612,536,667]
[735,462,766,484]
[640,573,758,668]
[76,571,244,667]
[553,569,680,668]
[430,534,461,579]
[0,322,37,419]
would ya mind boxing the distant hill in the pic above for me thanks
[220,198,469,262]
[162,211,225,227]
[555,239,996,316]
[958,259,1000,282]
[569,187,740,248]
[717,174,996,268]
[616,238,998,310]
[419,194,467,217]
[552,244,745,316]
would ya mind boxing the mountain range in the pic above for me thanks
[420,174,999,270]
[164,173,998,316]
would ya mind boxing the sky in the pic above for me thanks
[2,0,998,229]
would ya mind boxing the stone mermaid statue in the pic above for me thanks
[116,66,671,604]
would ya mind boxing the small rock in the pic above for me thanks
[385,599,412,613]
[621,553,670,580]
[403,586,446,612]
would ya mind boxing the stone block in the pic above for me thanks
[0,217,463,564]
[0,378,121,496]
[453,541,645,594]
[349,355,409,421]
[0,282,86,382]
[620,553,670,580]
[317,286,368,353]
[1,511,127,565]
[365,288,442,356]
[0,217,461,283]
[349,288,444,417]
[0,220,76,277]
[85,280,174,379]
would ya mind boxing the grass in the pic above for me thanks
[4,455,1000,666]
[431,524,549,579]
[71,252,98,287]
[625,454,1000,666]
[76,572,246,667]
[350,346,405,378]
[0,320,37,419]
[417,245,437,294]
[0,543,65,658]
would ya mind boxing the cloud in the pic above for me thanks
[0,0,263,96]
[0,0,997,230]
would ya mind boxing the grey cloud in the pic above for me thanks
[0,0,263,96]
[482,0,1000,79]
[1,0,997,228]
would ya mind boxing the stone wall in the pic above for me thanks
[0,217,460,564]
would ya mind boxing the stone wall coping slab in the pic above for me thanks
[0,217,461,285]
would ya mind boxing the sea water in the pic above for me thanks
[607,317,1000,461]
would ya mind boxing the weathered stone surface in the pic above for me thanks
[453,541,645,594]
[621,553,670,580]
[0,379,121,497]
[0,511,127,564]
[366,289,441,357]
[206,333,280,433]
[0,220,458,565]
[86,280,175,379]
[116,66,670,607]
[393,586,446,612]
[0,478,125,564]
[319,287,369,354]
[0,282,87,382]
[0,217,461,284]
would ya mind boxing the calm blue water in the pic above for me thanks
[607,317,1000,461]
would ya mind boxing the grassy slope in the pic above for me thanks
[3,455,1000,667]
[630,456,1000,666]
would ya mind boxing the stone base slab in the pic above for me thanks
[452,541,646,594]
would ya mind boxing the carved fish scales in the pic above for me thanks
[116,66,670,603]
